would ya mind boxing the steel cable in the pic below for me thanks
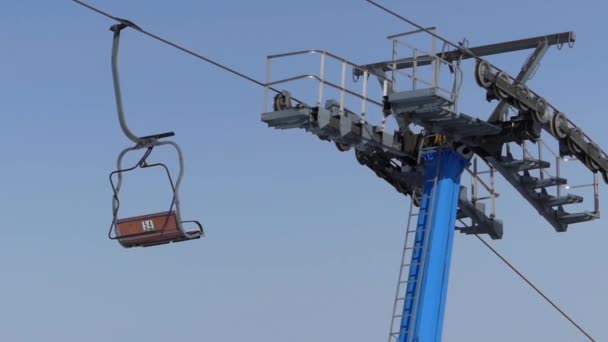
[475,235,596,341]
[72,0,305,105]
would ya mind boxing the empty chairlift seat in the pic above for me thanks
[115,211,203,248]
[107,23,204,249]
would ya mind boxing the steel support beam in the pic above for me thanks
[487,42,549,122]
[355,32,574,76]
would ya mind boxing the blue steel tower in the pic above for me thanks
[397,150,468,341]
[261,22,603,341]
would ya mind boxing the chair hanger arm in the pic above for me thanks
[111,24,143,145]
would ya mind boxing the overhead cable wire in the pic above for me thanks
[475,235,596,342]
[71,0,305,105]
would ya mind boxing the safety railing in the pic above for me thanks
[386,28,462,108]
[518,138,599,216]
[264,50,387,125]
[465,156,498,219]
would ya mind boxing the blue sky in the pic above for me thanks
[0,0,606,341]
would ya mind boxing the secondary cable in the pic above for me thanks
[475,234,596,342]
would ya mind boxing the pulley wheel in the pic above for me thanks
[475,60,493,88]
[514,84,531,112]
[273,91,292,111]
[585,143,601,171]
[551,111,568,139]
[585,155,600,171]
[493,72,510,100]
[567,128,584,154]
[531,97,549,124]
[355,150,366,165]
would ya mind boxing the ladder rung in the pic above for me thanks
[399,279,417,284]
[405,244,427,250]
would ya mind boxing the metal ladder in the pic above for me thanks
[388,149,442,342]
[486,139,598,232]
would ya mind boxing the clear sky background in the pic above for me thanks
[0,0,606,341]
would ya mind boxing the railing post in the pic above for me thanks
[473,157,479,203]
[556,157,562,198]
[490,166,496,218]
[319,52,326,107]
[361,70,368,124]
[594,172,600,215]
[538,140,544,180]
[431,28,438,88]
[340,60,347,114]
[382,79,389,131]
[264,58,272,113]
[392,39,398,91]
[412,48,418,91]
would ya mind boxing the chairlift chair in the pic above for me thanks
[108,21,203,248]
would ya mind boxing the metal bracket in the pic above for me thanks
[487,41,549,123]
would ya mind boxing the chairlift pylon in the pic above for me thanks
[108,22,203,248]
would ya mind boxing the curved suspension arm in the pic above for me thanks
[111,23,143,145]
